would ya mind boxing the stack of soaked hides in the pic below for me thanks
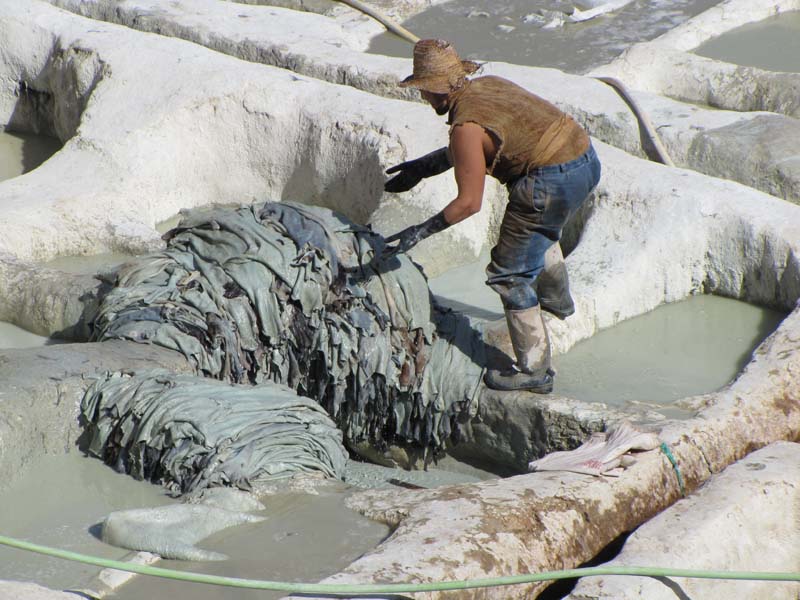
[91,202,484,457]
[81,371,348,494]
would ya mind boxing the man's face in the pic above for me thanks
[421,90,450,116]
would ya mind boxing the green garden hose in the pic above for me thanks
[2,534,799,595]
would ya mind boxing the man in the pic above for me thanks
[383,39,601,394]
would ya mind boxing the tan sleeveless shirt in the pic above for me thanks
[448,75,590,184]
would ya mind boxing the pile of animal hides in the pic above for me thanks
[88,201,485,478]
[81,370,348,494]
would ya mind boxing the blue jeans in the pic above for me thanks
[486,144,601,310]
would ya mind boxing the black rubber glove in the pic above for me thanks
[384,147,452,193]
[383,210,451,258]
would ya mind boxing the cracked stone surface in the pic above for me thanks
[1,0,799,598]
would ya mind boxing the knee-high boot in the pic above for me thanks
[537,243,575,320]
[484,305,554,393]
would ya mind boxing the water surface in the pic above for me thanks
[0,453,174,590]
[0,129,61,181]
[369,0,720,73]
[0,321,55,349]
[695,11,800,73]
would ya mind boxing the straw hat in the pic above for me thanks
[399,39,480,94]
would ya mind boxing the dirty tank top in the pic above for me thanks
[447,75,590,184]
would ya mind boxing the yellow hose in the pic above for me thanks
[334,0,419,44]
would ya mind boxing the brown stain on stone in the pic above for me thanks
[773,391,799,417]
[464,548,499,573]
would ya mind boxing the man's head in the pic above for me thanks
[420,89,450,115]
[399,39,480,104]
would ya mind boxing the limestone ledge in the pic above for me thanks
[41,0,800,204]
[1,0,512,274]
[568,442,800,600]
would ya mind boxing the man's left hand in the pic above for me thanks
[383,223,425,258]
[382,210,452,259]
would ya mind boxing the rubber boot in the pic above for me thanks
[484,305,554,393]
[537,243,575,320]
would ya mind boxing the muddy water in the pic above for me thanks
[0,453,174,591]
[156,213,184,235]
[0,129,61,181]
[109,484,390,600]
[44,252,134,275]
[429,251,786,412]
[553,294,785,412]
[0,321,54,348]
[369,0,720,73]
[695,11,800,73]
[110,456,492,600]
[0,453,482,598]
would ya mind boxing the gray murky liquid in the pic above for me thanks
[0,129,61,181]
[369,0,720,74]
[109,487,390,600]
[430,251,786,411]
[0,321,53,348]
[0,455,482,597]
[0,453,175,590]
[695,10,800,73]
[553,294,785,411]
[44,252,134,275]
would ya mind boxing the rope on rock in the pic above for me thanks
[660,442,686,497]
[2,534,800,595]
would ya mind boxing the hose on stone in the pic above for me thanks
[331,0,676,167]
[2,534,800,595]
[334,0,419,44]
[593,75,675,167]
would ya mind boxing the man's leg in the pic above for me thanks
[486,303,554,393]
[483,181,555,393]
[537,242,575,320]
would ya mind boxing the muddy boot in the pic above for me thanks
[537,243,575,320]
[484,305,554,393]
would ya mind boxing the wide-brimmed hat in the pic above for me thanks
[399,39,480,94]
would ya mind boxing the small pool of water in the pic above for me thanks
[553,294,785,412]
[0,129,61,182]
[0,321,62,349]
[0,453,174,591]
[109,485,390,600]
[156,213,184,235]
[44,252,134,275]
[695,11,800,73]
[0,450,488,598]
[369,0,720,74]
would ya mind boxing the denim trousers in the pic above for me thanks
[486,144,601,310]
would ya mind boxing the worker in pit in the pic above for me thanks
[383,39,601,394]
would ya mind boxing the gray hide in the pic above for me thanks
[81,370,349,494]
[91,202,485,459]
